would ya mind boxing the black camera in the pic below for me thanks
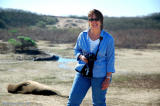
[84,53,96,62]
[79,53,96,78]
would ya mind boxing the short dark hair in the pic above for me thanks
[88,9,104,30]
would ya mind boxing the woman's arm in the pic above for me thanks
[102,36,115,90]
[74,33,83,61]
[101,72,112,90]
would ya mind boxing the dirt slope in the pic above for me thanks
[54,17,88,29]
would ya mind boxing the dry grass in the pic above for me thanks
[111,73,160,89]
[110,29,160,49]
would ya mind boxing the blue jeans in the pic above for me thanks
[67,73,109,106]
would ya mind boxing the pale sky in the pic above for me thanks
[0,0,160,17]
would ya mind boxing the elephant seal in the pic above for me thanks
[7,80,68,98]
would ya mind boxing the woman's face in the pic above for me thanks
[88,14,101,30]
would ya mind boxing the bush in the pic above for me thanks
[36,21,46,28]
[0,19,6,29]
[43,16,58,25]
[8,29,18,33]
[8,36,37,51]
[17,36,36,49]
[8,38,21,48]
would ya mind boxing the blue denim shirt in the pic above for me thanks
[74,29,115,78]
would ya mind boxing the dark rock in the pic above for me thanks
[33,55,59,61]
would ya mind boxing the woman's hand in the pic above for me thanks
[101,78,110,90]
[79,55,88,63]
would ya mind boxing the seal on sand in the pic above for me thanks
[7,80,68,98]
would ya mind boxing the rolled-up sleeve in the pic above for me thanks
[74,33,82,60]
[106,37,115,73]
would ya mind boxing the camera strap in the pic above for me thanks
[95,36,103,60]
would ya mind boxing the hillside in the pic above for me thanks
[1,8,160,30]
[104,14,160,30]
[53,17,88,29]
[0,8,58,28]
[0,8,160,49]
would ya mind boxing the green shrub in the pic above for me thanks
[8,29,18,33]
[8,36,36,51]
[36,21,46,28]
[44,16,58,25]
[8,38,21,49]
[17,36,36,49]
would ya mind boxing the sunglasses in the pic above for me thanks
[88,18,99,21]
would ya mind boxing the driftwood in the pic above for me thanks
[7,80,68,98]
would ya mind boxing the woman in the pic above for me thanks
[67,9,115,106]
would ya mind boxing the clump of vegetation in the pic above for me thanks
[8,36,37,52]
[36,21,46,28]
[103,13,160,30]
[0,8,58,28]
